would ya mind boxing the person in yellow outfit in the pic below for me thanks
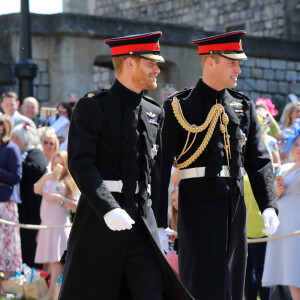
[244,174,270,300]
[244,108,281,300]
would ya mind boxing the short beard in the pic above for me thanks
[132,70,157,91]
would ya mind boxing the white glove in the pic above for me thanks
[158,227,169,255]
[262,208,280,235]
[103,208,135,231]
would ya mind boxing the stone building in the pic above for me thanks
[0,0,299,112]
[75,0,300,41]
[65,0,300,110]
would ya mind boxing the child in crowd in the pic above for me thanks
[168,187,179,246]
[170,187,179,233]
[33,151,80,300]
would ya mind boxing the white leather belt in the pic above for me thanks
[103,180,151,195]
[180,166,244,179]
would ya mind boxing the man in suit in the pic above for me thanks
[159,31,280,300]
[59,31,193,300]
[20,96,45,127]
[1,92,36,128]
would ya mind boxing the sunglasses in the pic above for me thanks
[58,109,67,113]
[43,141,55,146]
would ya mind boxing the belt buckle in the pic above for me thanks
[118,180,123,193]
[219,166,230,177]
[135,182,139,194]
[147,184,151,196]
[196,167,201,178]
[240,167,244,177]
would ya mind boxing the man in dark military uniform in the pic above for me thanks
[159,31,280,300]
[59,32,194,300]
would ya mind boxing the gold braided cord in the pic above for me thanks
[175,131,190,162]
[172,97,224,133]
[181,132,198,156]
[171,96,231,169]
[176,131,198,162]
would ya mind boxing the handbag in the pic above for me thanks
[53,282,61,300]
[2,277,24,296]
[23,277,48,299]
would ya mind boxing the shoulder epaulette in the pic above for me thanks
[83,89,108,99]
[143,94,161,108]
[227,88,251,102]
[167,87,193,101]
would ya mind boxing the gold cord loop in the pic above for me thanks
[171,96,231,169]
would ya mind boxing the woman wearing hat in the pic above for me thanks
[262,119,300,300]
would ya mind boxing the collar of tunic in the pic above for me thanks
[111,79,143,106]
[190,78,226,103]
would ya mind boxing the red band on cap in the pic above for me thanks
[198,42,242,54]
[111,43,160,56]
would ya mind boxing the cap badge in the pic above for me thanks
[87,93,95,98]
[239,40,242,48]
[147,111,156,118]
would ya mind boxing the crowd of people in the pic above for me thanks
[0,28,300,300]
[0,91,80,299]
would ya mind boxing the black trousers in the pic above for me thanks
[245,241,270,300]
[122,218,163,300]
[20,228,42,269]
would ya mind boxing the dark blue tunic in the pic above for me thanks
[159,79,278,300]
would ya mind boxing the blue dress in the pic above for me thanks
[262,163,300,288]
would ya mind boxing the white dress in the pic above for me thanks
[262,163,300,288]
[35,180,78,263]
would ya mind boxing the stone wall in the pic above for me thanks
[238,57,300,113]
[33,58,50,102]
[90,0,300,41]
[0,13,299,111]
[94,54,300,112]
[93,66,115,90]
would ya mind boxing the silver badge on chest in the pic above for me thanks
[151,144,158,159]
[240,129,247,147]
[147,111,156,118]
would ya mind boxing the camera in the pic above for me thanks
[40,107,57,117]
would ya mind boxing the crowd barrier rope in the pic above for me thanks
[0,217,72,230]
[165,227,300,243]
[247,230,300,243]
[1,217,300,243]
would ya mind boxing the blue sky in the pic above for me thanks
[0,0,63,15]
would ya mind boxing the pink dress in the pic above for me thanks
[35,180,77,263]
[0,201,23,272]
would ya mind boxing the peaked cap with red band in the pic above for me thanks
[192,30,247,61]
[104,31,164,62]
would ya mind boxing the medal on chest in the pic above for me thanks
[240,129,247,147]
[151,144,158,159]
